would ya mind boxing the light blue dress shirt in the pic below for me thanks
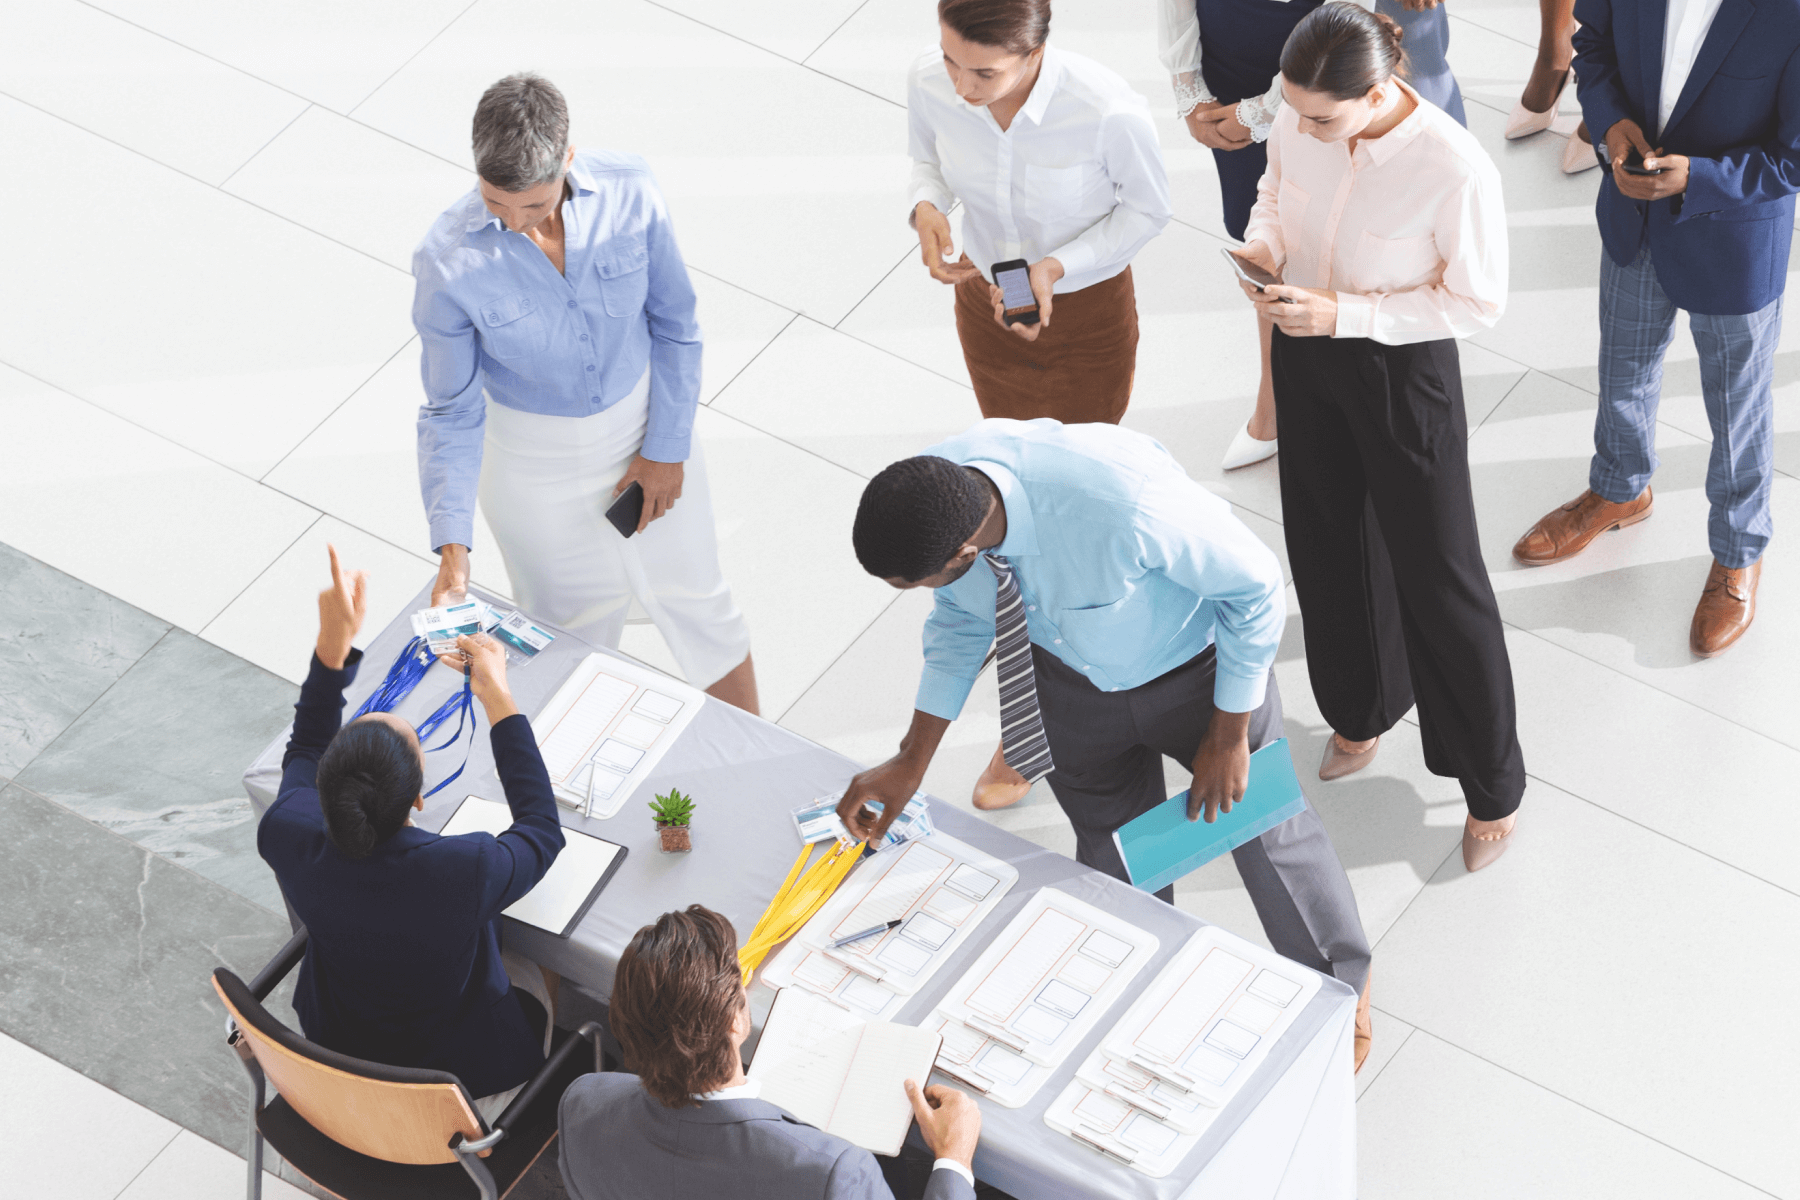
[412,150,702,552]
[915,420,1285,720]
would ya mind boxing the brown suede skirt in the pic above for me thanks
[953,265,1138,425]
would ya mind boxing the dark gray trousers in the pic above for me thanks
[1033,644,1372,995]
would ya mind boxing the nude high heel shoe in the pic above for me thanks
[1505,67,1569,140]
[1561,125,1600,174]
[1462,813,1518,872]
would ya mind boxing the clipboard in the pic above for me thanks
[1111,739,1307,895]
[439,795,628,938]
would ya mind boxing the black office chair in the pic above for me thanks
[214,930,600,1200]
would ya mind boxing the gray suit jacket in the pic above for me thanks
[557,1073,976,1200]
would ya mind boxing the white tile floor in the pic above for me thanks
[4,1,1796,1196]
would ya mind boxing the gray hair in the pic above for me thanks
[471,73,569,191]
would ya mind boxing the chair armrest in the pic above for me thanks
[248,929,309,1001]
[494,1021,603,1133]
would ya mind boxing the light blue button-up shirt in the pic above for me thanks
[412,150,702,552]
[914,420,1285,720]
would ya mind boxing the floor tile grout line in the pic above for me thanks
[256,336,420,484]
[1352,1023,1416,1104]
[1368,838,1464,956]
[216,103,314,191]
[0,89,412,279]
[703,313,801,408]
[1380,1023,1786,1198]
[808,314,979,395]
[107,1127,186,1200]
[800,0,876,67]
[195,513,327,641]
[772,590,906,727]
[344,0,485,118]
[687,265,801,320]
[1469,369,1530,438]
[68,0,327,112]
[1447,9,1553,55]
[830,241,918,334]
[702,399,890,482]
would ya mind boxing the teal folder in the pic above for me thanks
[1112,738,1307,894]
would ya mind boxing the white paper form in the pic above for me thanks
[1043,1078,1199,1178]
[438,796,624,936]
[926,889,1158,1108]
[532,653,705,819]
[749,988,942,1157]
[760,833,1018,1018]
[1091,924,1322,1118]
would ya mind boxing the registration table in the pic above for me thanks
[243,585,1356,1199]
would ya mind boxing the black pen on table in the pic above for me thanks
[829,919,902,949]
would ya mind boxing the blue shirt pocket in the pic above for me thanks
[597,236,650,317]
[1056,593,1158,672]
[478,288,547,360]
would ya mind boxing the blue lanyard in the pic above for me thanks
[352,637,478,799]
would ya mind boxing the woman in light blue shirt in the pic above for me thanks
[412,74,757,711]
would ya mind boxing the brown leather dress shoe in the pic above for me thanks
[1353,972,1373,1073]
[1690,559,1761,658]
[1513,487,1653,566]
[971,741,1031,810]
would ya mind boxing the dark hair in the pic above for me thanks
[937,0,1051,54]
[1280,2,1406,101]
[472,73,570,191]
[314,718,423,860]
[611,907,745,1108]
[853,457,991,582]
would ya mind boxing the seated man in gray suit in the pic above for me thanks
[559,905,981,1200]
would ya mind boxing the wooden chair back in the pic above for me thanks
[212,972,487,1165]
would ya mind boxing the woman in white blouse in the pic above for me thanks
[909,0,1171,430]
[1234,3,1524,872]
[908,0,1172,813]
[1157,0,1468,470]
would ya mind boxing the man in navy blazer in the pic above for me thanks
[259,546,564,1102]
[1513,0,1798,655]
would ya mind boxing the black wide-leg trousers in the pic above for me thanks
[1034,644,1372,996]
[1270,328,1525,821]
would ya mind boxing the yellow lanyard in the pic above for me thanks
[738,839,863,984]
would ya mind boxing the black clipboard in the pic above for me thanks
[439,795,629,938]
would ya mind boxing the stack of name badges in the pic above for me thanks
[792,790,934,851]
[1042,925,1322,1177]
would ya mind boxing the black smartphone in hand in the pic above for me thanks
[991,258,1039,326]
[1621,147,1665,176]
[605,481,645,538]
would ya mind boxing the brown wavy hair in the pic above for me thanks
[610,906,745,1108]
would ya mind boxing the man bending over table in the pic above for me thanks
[259,546,564,1116]
[839,418,1376,1069]
[559,905,982,1199]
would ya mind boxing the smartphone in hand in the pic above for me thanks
[991,258,1040,326]
[1222,247,1295,303]
[605,481,645,538]
[1621,147,1666,176]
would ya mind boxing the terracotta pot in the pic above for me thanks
[656,822,692,853]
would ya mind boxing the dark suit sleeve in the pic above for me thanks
[1572,0,1635,153]
[473,713,566,918]
[1682,47,1800,217]
[275,649,364,803]
[821,1148,976,1200]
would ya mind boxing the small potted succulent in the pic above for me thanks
[649,788,695,853]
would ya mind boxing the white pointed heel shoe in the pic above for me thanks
[1504,67,1569,140]
[1221,421,1278,471]
[1561,127,1599,174]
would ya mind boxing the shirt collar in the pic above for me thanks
[1358,80,1427,167]
[696,1079,761,1102]
[1017,45,1063,127]
[463,154,592,235]
[967,461,1039,558]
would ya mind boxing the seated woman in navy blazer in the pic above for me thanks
[259,546,565,1105]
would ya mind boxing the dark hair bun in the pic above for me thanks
[1370,8,1404,47]
[1280,1,1410,102]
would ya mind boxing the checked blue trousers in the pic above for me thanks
[1591,246,1778,569]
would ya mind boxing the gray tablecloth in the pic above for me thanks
[243,582,1356,1199]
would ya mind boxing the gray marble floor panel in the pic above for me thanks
[0,543,169,779]
[14,629,299,915]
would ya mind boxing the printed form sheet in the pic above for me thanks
[928,889,1158,1108]
[1042,925,1323,1176]
[533,653,704,819]
[760,834,1017,1020]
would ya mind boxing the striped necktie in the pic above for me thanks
[986,554,1055,783]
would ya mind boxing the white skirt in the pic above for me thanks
[477,371,751,689]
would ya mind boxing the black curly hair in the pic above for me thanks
[852,456,992,582]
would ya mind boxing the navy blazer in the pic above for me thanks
[1573,0,1800,314]
[259,650,565,1099]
